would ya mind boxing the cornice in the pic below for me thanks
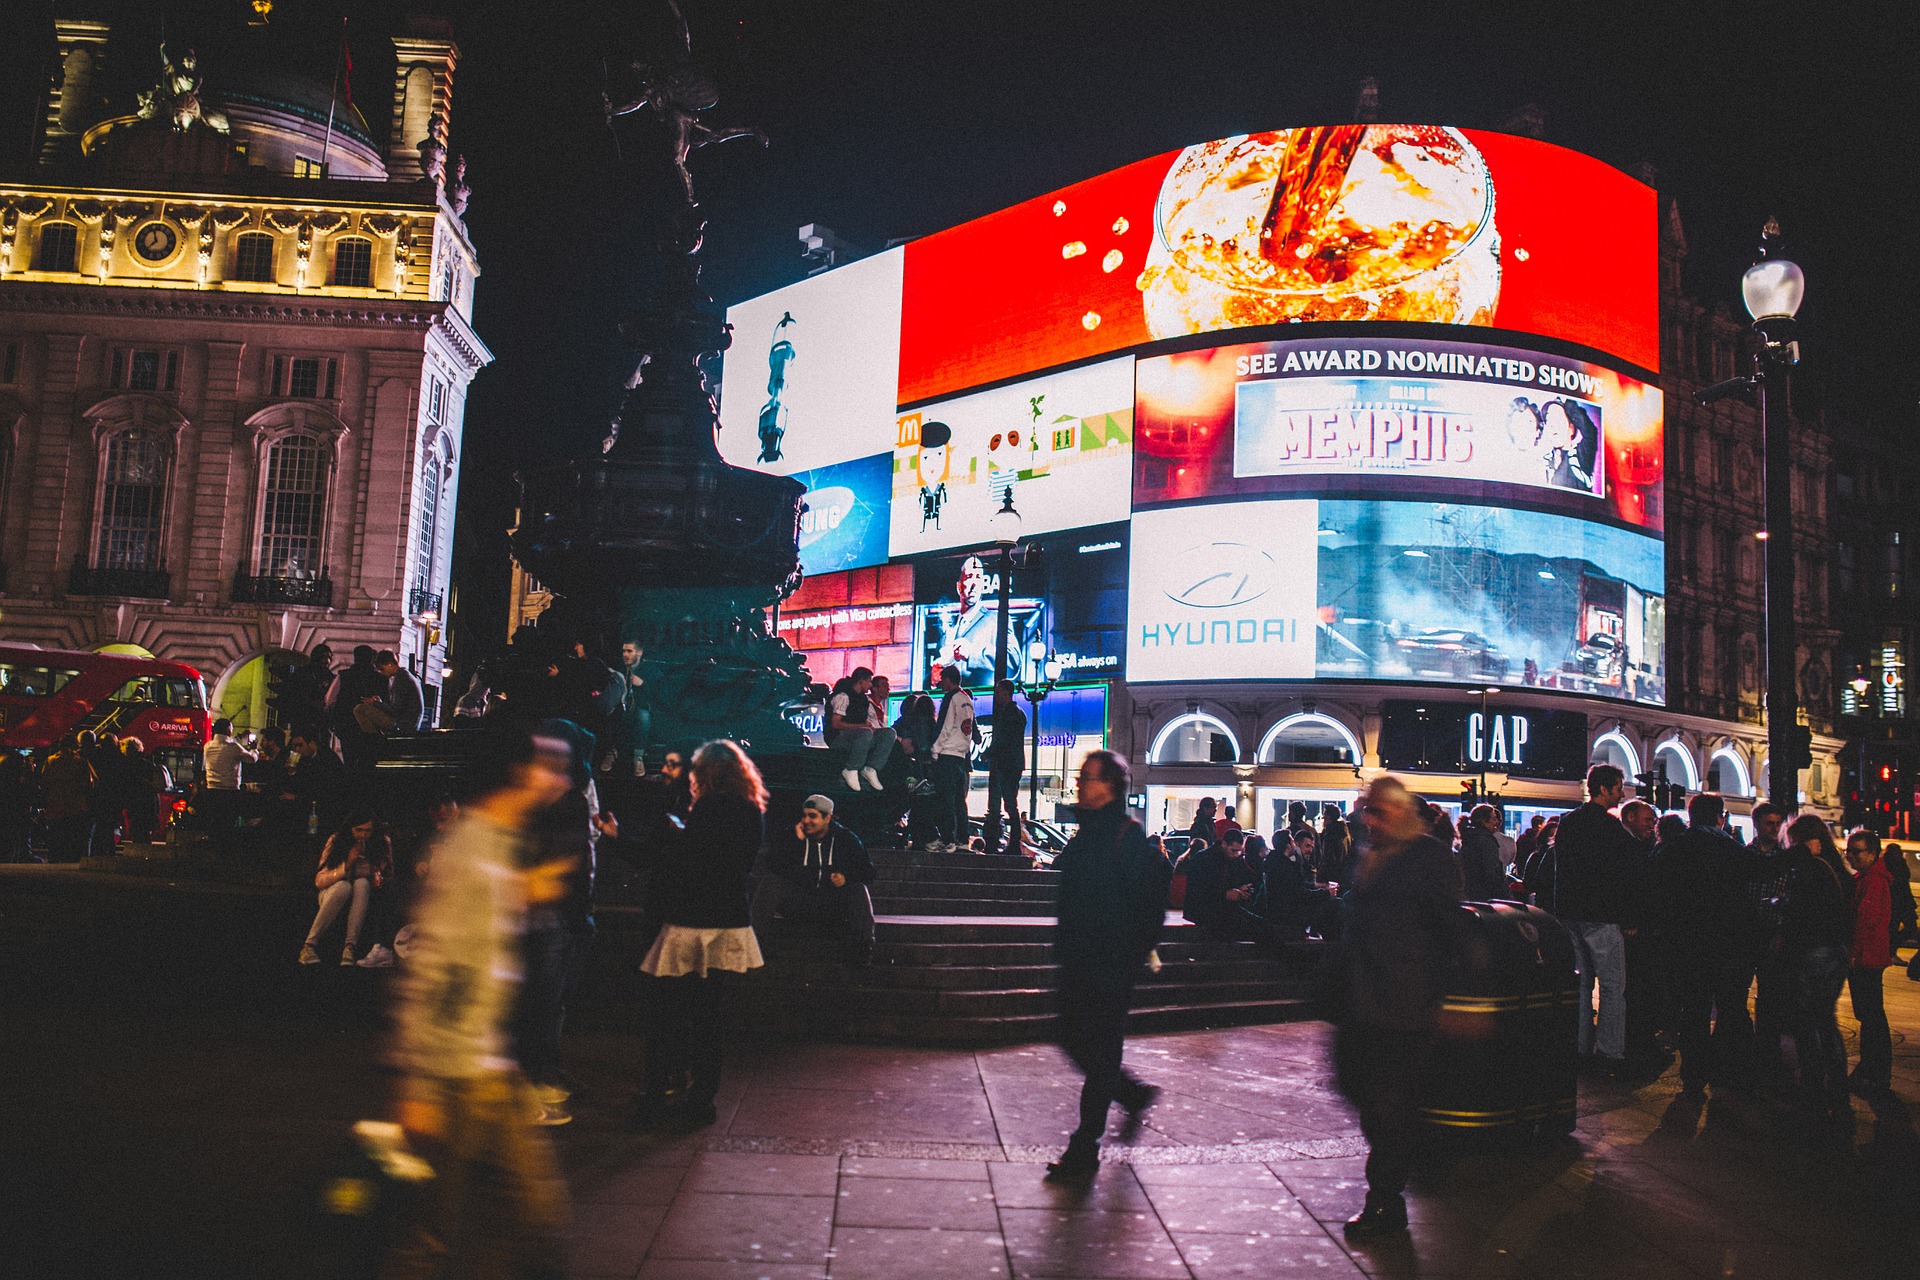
[431,304,495,375]
[0,279,451,331]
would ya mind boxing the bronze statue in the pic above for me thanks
[135,43,230,134]
[603,0,767,206]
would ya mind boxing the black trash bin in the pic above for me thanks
[1421,900,1578,1142]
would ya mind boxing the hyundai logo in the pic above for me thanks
[1164,541,1278,609]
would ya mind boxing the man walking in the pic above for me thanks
[928,666,975,853]
[1548,765,1637,1073]
[1045,750,1168,1181]
[982,680,1026,855]
[380,727,575,1279]
[1332,776,1461,1239]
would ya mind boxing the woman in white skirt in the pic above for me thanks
[636,739,767,1128]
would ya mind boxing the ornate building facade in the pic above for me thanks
[0,16,488,727]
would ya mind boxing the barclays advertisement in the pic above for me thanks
[795,453,892,577]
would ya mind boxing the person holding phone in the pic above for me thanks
[299,810,393,965]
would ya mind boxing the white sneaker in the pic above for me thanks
[357,944,396,968]
[861,767,884,791]
[841,768,862,791]
[922,839,943,852]
[298,944,321,965]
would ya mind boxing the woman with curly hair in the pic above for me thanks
[299,809,393,964]
[634,740,767,1129]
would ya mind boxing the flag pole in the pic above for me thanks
[319,16,347,175]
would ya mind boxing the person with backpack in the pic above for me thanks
[1843,828,1895,1093]
[1778,814,1855,1122]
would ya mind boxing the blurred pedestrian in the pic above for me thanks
[1843,828,1893,1094]
[378,727,574,1280]
[634,740,767,1130]
[1045,750,1168,1182]
[1330,776,1461,1240]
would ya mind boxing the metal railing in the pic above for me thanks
[232,566,333,607]
[69,556,170,600]
[408,587,444,619]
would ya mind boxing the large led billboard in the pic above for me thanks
[890,358,1133,558]
[1126,496,1665,704]
[899,125,1657,403]
[1135,334,1664,532]
[794,453,892,576]
[717,247,905,474]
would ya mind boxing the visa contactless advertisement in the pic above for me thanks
[1127,497,1665,705]
[899,125,1657,403]
[1134,335,1664,532]
[717,247,905,475]
[891,358,1134,559]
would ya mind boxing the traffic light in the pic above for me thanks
[1461,779,1479,805]
[1634,771,1657,801]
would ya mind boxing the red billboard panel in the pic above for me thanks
[900,126,1657,404]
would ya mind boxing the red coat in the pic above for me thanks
[1852,857,1893,969]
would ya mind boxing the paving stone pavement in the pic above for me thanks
[557,963,1920,1279]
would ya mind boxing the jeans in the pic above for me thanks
[750,876,875,961]
[1335,1022,1431,1202]
[1790,945,1850,1108]
[377,1070,567,1280]
[1848,965,1891,1088]
[1058,964,1150,1146]
[833,726,896,774]
[514,918,570,1087]
[305,878,373,955]
[1567,921,1626,1060]
[931,755,970,844]
[982,762,1023,854]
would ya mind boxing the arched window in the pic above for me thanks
[1706,746,1753,798]
[1258,712,1362,765]
[233,231,276,282]
[1148,713,1240,765]
[1653,739,1698,791]
[35,221,79,272]
[1590,729,1640,779]
[98,429,169,570]
[256,434,328,578]
[331,236,373,288]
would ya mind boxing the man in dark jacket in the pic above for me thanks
[1182,828,1281,946]
[1046,750,1170,1182]
[982,680,1026,855]
[1332,776,1462,1240]
[1744,801,1793,1075]
[750,794,876,965]
[1652,792,1761,1094]
[326,645,388,773]
[1549,764,1637,1070]
[1458,804,1510,901]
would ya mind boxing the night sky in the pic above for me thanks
[4,0,1913,653]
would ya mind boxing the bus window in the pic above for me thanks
[0,664,81,697]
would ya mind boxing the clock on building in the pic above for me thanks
[132,221,178,264]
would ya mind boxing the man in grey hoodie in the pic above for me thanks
[379,728,575,1280]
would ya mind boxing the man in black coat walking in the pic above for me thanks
[1332,775,1462,1240]
[1046,750,1170,1182]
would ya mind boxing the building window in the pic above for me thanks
[427,375,445,424]
[34,221,79,272]
[256,434,327,578]
[1714,436,1734,489]
[272,355,338,399]
[440,257,458,305]
[292,156,324,178]
[414,445,442,592]
[1715,626,1739,700]
[2,340,18,384]
[1837,540,1856,596]
[113,348,180,393]
[331,237,373,287]
[97,430,169,571]
[233,231,276,282]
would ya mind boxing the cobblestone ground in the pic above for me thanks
[3,945,1916,1279]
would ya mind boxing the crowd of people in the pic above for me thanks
[1167,796,1351,949]
[0,731,171,861]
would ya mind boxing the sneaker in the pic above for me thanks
[841,768,862,791]
[1044,1139,1100,1183]
[356,944,396,968]
[1343,1196,1409,1241]
[914,778,936,796]
[861,767,884,791]
[533,1083,572,1106]
[923,839,944,852]
[298,944,321,965]
[340,948,358,966]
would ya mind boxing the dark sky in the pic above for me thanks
[6,0,1913,650]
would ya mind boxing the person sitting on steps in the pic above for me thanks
[750,794,876,966]
[827,667,896,792]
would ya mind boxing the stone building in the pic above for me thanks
[0,15,488,729]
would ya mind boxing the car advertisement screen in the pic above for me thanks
[795,452,892,576]
[899,125,1656,404]
[1127,497,1665,705]
[890,358,1134,559]
[718,247,905,475]
[911,524,1129,691]
[1134,335,1663,533]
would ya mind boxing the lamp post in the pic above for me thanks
[1699,218,1804,811]
[1026,639,1061,823]
[1475,685,1498,801]
[990,489,1021,686]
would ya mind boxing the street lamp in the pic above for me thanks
[1475,685,1498,802]
[990,488,1021,686]
[1699,218,1804,810]
[1026,639,1062,823]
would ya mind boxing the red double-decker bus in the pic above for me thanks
[0,645,210,786]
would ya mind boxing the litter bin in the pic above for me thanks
[1421,900,1578,1142]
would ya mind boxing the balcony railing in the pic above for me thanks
[408,587,444,620]
[69,556,170,600]
[232,566,333,607]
